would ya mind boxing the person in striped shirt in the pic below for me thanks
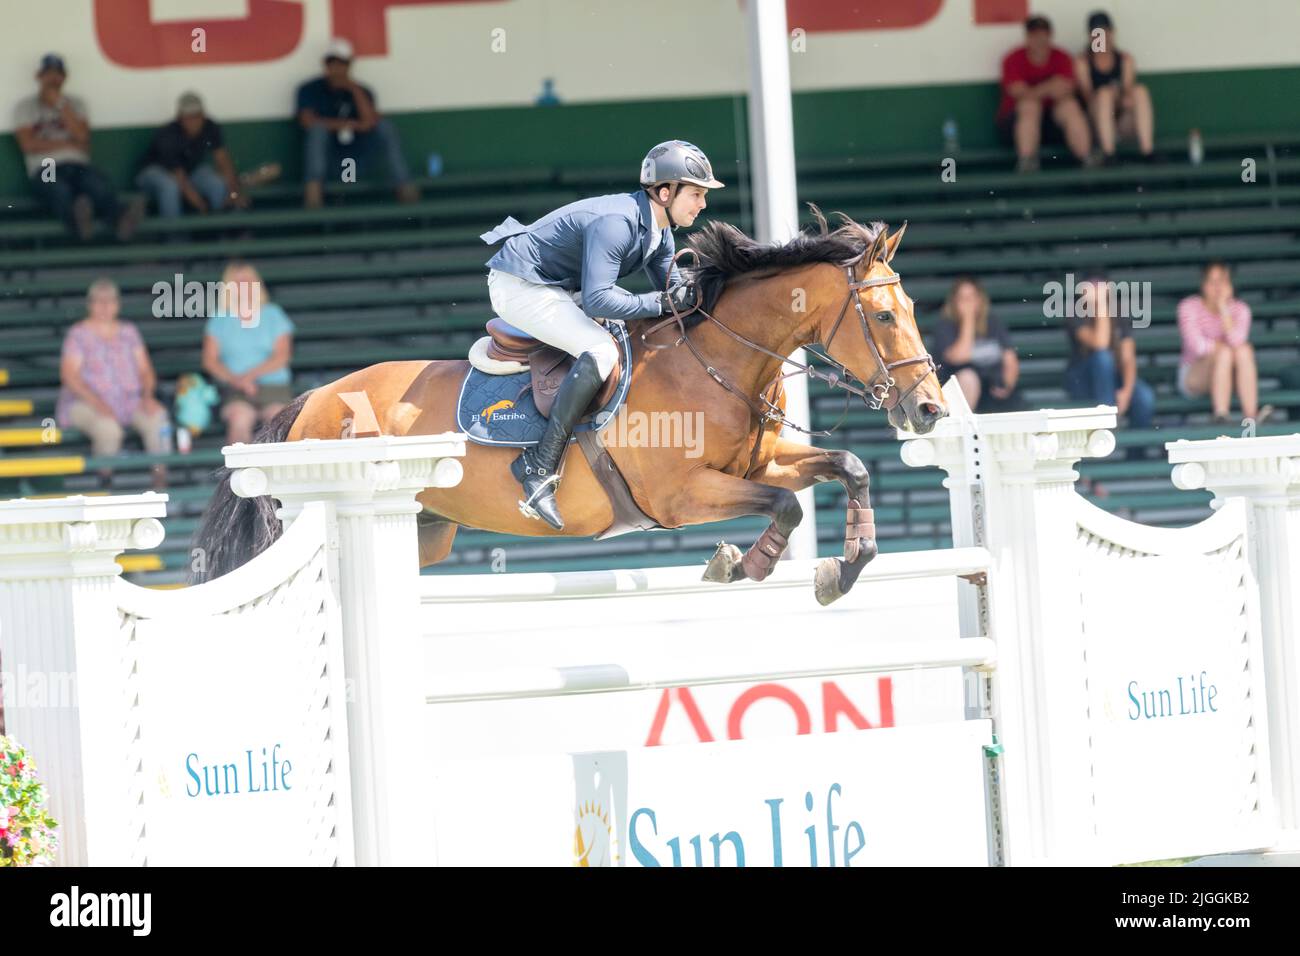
[1176,261,1271,424]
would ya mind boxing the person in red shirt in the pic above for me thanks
[997,15,1093,172]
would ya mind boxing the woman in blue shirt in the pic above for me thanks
[201,261,295,443]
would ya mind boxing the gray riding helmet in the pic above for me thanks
[639,141,725,190]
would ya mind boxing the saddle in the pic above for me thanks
[483,318,621,417]
[461,316,660,540]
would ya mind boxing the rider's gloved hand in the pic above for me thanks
[659,280,699,316]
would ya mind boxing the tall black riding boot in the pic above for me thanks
[511,351,605,530]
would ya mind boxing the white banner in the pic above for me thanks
[137,607,332,865]
[431,720,994,866]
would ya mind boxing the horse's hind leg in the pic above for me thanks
[417,512,460,567]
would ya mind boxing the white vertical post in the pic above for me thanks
[745,0,816,561]
[0,494,167,866]
[225,434,466,866]
[900,402,1118,864]
[1169,434,1300,842]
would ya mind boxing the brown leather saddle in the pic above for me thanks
[485,318,621,418]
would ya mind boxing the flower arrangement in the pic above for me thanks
[0,735,59,867]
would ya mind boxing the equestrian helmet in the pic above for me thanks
[639,141,725,190]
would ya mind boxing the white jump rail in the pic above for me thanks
[424,547,997,703]
[423,637,997,703]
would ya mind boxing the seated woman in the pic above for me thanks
[1074,10,1156,164]
[201,261,296,444]
[1063,276,1155,432]
[1176,261,1272,424]
[56,278,171,488]
[929,277,1023,413]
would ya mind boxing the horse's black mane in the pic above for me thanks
[677,205,887,327]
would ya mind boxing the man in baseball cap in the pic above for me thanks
[12,53,143,240]
[295,38,419,207]
[136,91,248,219]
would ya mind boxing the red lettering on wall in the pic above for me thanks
[727,683,812,739]
[783,0,943,32]
[95,0,304,69]
[972,0,1028,24]
[331,0,504,57]
[645,688,715,746]
[766,1,1024,33]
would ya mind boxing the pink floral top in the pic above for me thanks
[55,320,147,427]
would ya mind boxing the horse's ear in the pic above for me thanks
[883,221,908,263]
[865,226,889,265]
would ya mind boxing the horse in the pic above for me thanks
[193,207,947,605]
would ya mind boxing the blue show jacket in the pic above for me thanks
[482,189,682,321]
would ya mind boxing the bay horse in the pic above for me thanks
[193,207,947,604]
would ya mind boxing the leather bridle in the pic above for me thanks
[640,245,939,461]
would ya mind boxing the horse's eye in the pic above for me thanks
[875,310,895,323]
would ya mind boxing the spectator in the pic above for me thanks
[201,262,295,444]
[1064,277,1155,439]
[1074,11,1156,164]
[930,277,1023,412]
[296,38,420,209]
[136,92,248,219]
[56,279,170,488]
[1176,261,1272,424]
[13,53,143,241]
[997,15,1093,172]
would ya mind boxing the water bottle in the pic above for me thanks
[158,420,174,455]
[1188,128,1204,166]
[535,77,561,107]
[942,117,960,154]
[177,426,192,455]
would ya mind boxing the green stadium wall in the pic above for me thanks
[0,66,1296,197]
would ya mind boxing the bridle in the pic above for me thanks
[822,254,938,412]
[640,245,939,466]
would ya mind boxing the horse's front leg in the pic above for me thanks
[656,467,803,585]
[749,437,877,605]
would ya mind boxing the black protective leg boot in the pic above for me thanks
[511,351,605,530]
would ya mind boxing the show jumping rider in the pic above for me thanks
[480,140,723,530]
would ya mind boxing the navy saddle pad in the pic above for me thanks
[456,319,633,447]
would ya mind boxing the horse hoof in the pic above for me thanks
[702,542,745,583]
[814,558,845,606]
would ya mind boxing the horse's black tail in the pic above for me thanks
[187,390,313,584]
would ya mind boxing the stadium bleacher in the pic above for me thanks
[2,130,1296,584]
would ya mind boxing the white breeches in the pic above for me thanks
[486,269,620,379]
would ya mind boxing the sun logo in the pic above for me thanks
[481,399,515,422]
[573,800,620,867]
